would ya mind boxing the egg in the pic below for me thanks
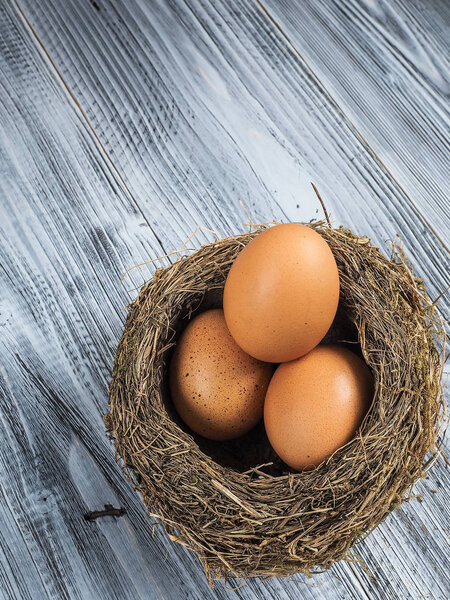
[223,223,340,363]
[264,345,373,470]
[169,309,273,441]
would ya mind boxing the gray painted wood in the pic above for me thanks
[15,0,449,304]
[0,0,448,599]
[262,0,450,245]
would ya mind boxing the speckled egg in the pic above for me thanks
[223,223,340,363]
[264,344,373,470]
[169,309,273,441]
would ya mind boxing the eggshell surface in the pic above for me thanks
[170,309,273,441]
[223,223,340,363]
[264,344,373,470]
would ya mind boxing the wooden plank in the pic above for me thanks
[262,0,450,245]
[1,0,448,599]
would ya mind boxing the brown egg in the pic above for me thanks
[264,345,373,470]
[223,223,340,363]
[169,309,273,441]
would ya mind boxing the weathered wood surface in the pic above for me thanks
[0,0,448,599]
[263,0,450,246]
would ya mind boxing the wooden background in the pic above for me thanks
[0,0,449,598]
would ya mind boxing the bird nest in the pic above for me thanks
[106,223,445,583]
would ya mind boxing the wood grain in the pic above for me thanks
[16,0,449,303]
[262,0,450,246]
[1,0,449,598]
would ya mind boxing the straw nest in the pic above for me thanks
[106,222,445,583]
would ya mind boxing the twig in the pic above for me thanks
[84,504,127,521]
[311,182,331,226]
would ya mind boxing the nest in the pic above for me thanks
[106,223,445,583]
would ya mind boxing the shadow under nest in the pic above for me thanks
[106,222,445,583]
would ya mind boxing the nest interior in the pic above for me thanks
[107,223,444,583]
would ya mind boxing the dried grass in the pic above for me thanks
[106,223,445,583]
